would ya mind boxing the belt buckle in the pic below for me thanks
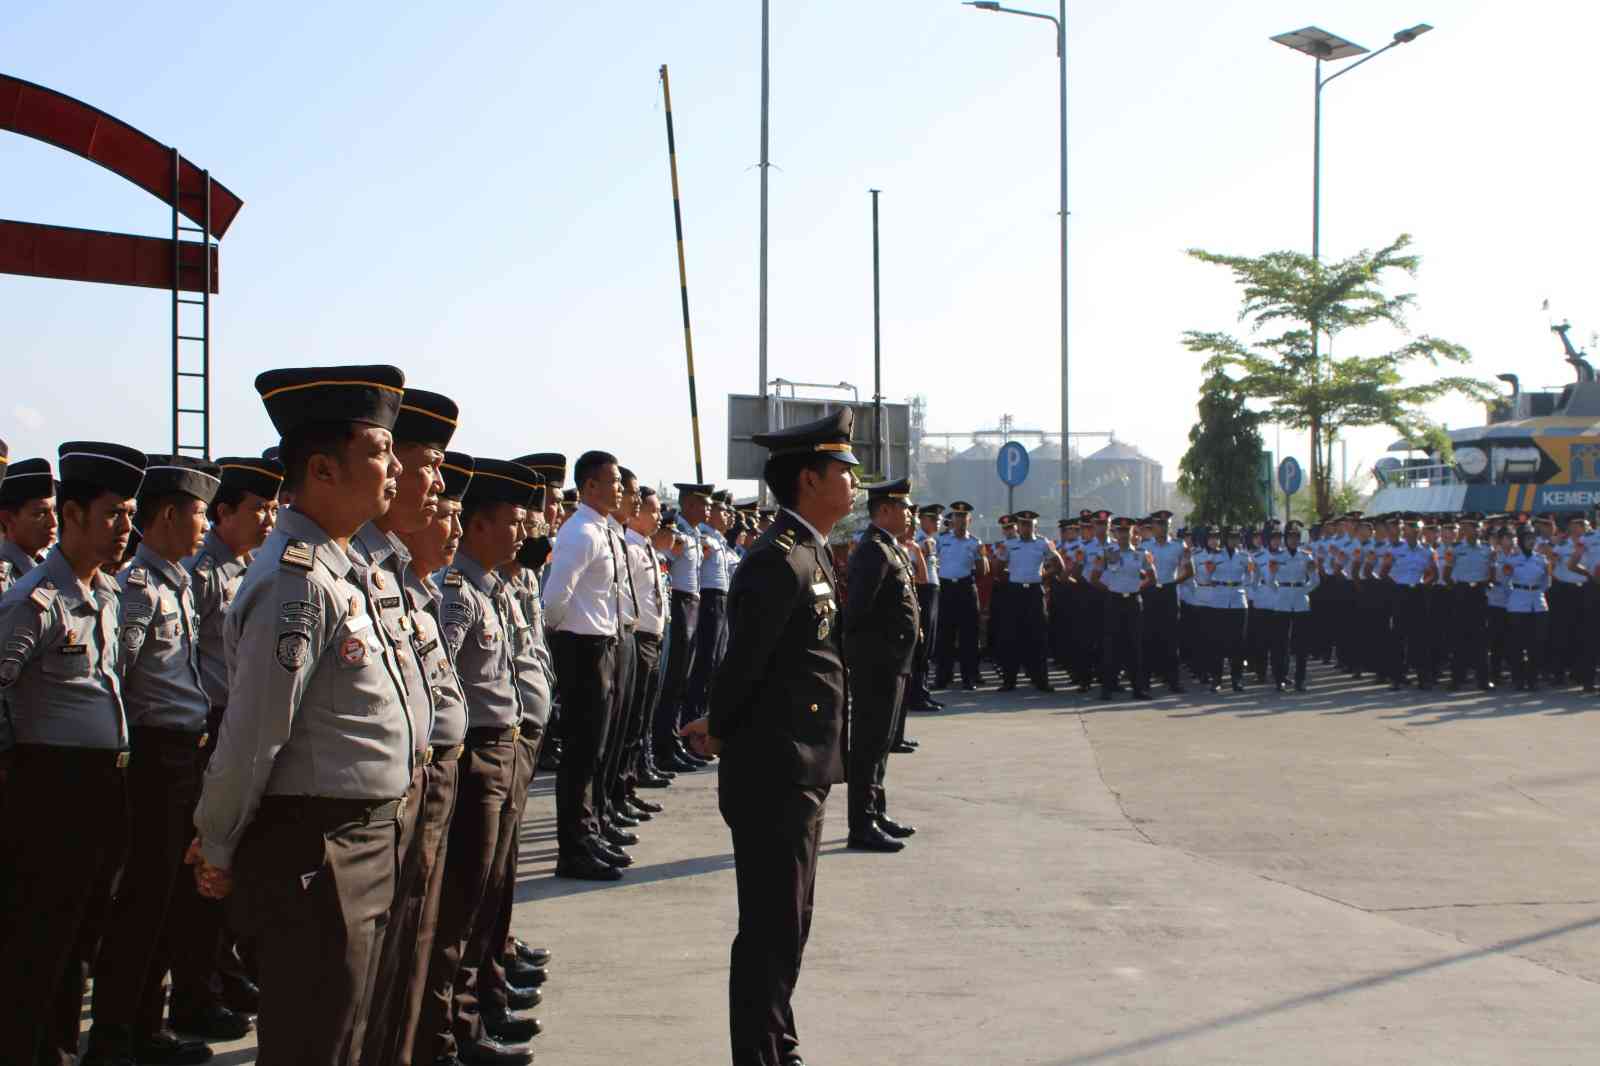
[115,751,131,769]
[197,732,209,749]
[419,746,434,766]
[511,723,522,741]
[396,796,407,822]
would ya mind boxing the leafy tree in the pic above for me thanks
[1184,234,1490,516]
[1178,372,1267,527]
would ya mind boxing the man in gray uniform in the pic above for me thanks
[0,454,57,803]
[81,456,229,1066]
[171,456,282,1025]
[418,456,543,1066]
[191,365,413,1066]
[0,441,146,1066]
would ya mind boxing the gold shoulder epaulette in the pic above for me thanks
[28,581,56,612]
[126,566,148,587]
[280,539,314,571]
[774,532,797,554]
[443,569,464,587]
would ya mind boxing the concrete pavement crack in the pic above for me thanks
[1073,705,1157,847]
[1373,899,1600,913]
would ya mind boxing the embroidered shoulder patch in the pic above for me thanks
[126,567,148,588]
[28,583,55,612]
[280,540,314,571]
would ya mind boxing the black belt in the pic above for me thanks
[1214,581,1242,587]
[701,588,728,598]
[671,589,700,602]
[1012,581,1040,589]
[1511,583,1542,591]
[14,743,130,769]
[940,577,973,586]
[429,743,465,763]
[1455,581,1485,589]
[465,723,521,746]
[259,794,403,825]
[131,724,211,749]
[1109,592,1139,600]
[1280,581,1307,587]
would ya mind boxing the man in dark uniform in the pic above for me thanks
[844,478,920,853]
[680,408,859,1066]
[191,366,414,1066]
[0,441,146,1066]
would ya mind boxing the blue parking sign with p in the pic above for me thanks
[998,442,1030,487]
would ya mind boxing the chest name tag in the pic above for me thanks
[377,596,402,611]
[346,614,372,634]
[58,643,88,656]
[810,582,831,598]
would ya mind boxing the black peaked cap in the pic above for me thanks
[216,456,284,501]
[440,452,475,500]
[140,454,223,504]
[752,407,859,466]
[58,441,147,498]
[393,388,459,447]
[255,364,405,438]
[464,458,541,508]
[515,453,567,488]
[867,477,912,501]
[0,458,55,506]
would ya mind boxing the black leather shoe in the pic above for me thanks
[1034,681,1056,692]
[218,974,260,1014]
[484,1008,544,1042]
[878,817,917,838]
[847,826,906,852]
[508,958,549,986]
[1294,681,1307,692]
[961,682,979,691]
[555,853,623,881]
[608,809,640,829]
[1167,683,1187,694]
[602,823,639,846]
[1099,690,1113,700]
[459,1035,534,1065]
[629,795,664,814]
[621,802,652,821]
[890,742,916,754]
[588,839,633,868]
[505,983,544,1010]
[1132,690,1153,701]
[998,680,1017,691]
[171,1003,252,1040]
[900,737,920,748]
[512,939,551,967]
[133,1030,213,1065]
[636,772,671,788]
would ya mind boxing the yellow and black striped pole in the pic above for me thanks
[660,64,705,482]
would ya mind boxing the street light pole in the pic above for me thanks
[964,0,1069,517]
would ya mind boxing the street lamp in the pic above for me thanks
[1270,23,1433,261]
[963,0,1070,517]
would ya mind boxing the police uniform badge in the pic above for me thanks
[276,631,310,671]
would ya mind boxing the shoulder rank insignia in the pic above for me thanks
[0,561,10,580]
[126,566,148,587]
[29,582,56,612]
[280,539,314,571]
[774,533,797,554]
[443,570,464,587]
[194,554,214,574]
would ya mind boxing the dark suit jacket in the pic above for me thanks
[844,525,921,677]
[708,510,846,787]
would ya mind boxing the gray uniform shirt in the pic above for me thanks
[0,545,129,749]
[195,508,413,868]
[118,543,208,732]
[503,566,554,732]
[352,522,433,753]
[410,566,467,749]
[183,529,251,710]
[437,552,524,731]
[0,537,41,596]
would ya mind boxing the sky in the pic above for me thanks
[5,0,1600,498]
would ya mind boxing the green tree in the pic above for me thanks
[1178,372,1267,527]
[1184,234,1490,517]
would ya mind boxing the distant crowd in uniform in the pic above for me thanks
[0,378,922,1066]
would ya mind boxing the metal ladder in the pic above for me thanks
[171,146,213,459]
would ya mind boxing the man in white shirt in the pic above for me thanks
[542,450,628,878]
[611,480,677,814]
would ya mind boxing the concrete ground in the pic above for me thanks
[137,664,1600,1063]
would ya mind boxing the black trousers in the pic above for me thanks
[1450,584,1491,685]
[1048,583,1075,671]
[685,589,728,717]
[1201,606,1247,683]
[999,584,1049,685]
[1142,584,1180,686]
[1488,606,1509,680]
[1547,582,1581,677]
[911,584,938,697]
[847,666,905,835]
[1245,605,1269,679]
[228,796,398,1066]
[1391,586,1435,684]
[653,591,700,753]
[1264,610,1313,685]
[0,746,129,1066]
[1101,593,1145,694]
[1507,611,1548,685]
[90,728,207,1045]
[988,582,1013,665]
[419,728,516,1062]
[718,762,827,1066]
[597,628,639,825]
[621,632,664,789]
[1580,584,1600,688]
[1356,582,1394,678]
[551,631,619,857]
[1077,586,1107,686]
[934,579,980,686]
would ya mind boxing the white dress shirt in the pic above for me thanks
[625,527,668,637]
[542,501,620,636]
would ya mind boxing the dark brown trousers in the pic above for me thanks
[473,727,542,1023]
[0,746,130,1066]
[227,796,399,1066]
[417,728,516,1062]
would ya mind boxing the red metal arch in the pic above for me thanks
[1,73,242,237]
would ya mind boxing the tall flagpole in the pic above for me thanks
[660,65,704,482]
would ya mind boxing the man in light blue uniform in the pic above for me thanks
[934,501,987,690]
[655,482,709,772]
[1503,526,1552,690]
[684,489,733,726]
[1092,517,1154,700]
[907,504,944,711]
[1140,511,1186,692]
[995,511,1058,692]
[1441,514,1495,691]
[1380,515,1438,690]
[1264,524,1319,691]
